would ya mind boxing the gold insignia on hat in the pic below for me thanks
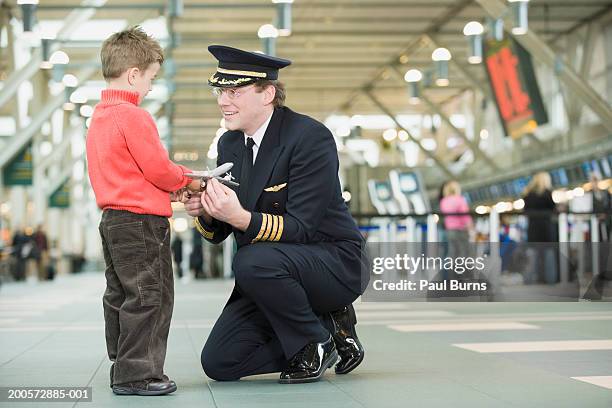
[217,67,267,78]
[211,76,254,86]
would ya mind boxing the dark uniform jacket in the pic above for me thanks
[195,106,368,294]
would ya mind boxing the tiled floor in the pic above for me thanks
[1,272,611,407]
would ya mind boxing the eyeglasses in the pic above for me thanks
[211,85,255,100]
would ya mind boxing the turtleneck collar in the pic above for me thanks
[101,89,140,106]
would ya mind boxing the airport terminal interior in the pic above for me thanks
[0,0,611,407]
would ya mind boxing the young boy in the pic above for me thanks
[86,26,200,396]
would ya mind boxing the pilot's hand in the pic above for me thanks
[184,192,206,217]
[202,179,251,231]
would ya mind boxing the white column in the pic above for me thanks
[558,213,569,283]
[9,187,28,230]
[591,214,600,279]
[489,209,499,242]
[426,214,438,242]
[389,219,398,243]
[405,217,416,242]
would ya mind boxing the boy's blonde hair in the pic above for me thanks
[101,26,164,80]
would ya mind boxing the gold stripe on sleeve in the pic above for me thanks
[261,214,276,241]
[273,216,284,241]
[253,214,269,243]
[266,215,279,242]
[194,218,214,240]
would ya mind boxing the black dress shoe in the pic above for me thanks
[330,304,364,375]
[110,363,175,389]
[112,378,177,396]
[279,336,338,384]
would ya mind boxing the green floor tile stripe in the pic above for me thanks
[205,382,219,408]
[72,353,106,408]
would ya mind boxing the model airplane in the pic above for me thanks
[186,162,239,187]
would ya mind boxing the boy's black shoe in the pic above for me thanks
[110,364,175,391]
[112,378,177,396]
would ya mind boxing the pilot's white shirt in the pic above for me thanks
[244,112,273,165]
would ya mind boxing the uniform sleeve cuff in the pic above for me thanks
[194,216,215,240]
[248,213,284,243]
[243,212,262,243]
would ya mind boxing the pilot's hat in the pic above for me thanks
[207,45,291,88]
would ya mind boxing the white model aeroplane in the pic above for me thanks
[185,162,239,187]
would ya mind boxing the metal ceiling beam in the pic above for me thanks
[475,0,612,134]
[0,0,107,109]
[389,66,499,172]
[424,34,545,148]
[335,0,474,113]
[181,30,484,37]
[36,2,465,10]
[0,64,99,169]
[0,10,156,170]
[0,3,21,130]
[425,34,491,99]
[42,99,165,200]
[554,3,612,38]
[37,1,612,10]
[364,89,454,179]
[173,16,585,23]
[460,138,612,192]
[0,3,6,71]
[422,93,499,172]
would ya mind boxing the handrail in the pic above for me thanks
[350,210,612,218]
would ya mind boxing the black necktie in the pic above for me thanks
[239,137,255,205]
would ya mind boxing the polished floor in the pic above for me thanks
[1,272,611,407]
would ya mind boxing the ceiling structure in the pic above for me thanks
[3,0,612,165]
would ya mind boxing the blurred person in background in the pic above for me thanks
[522,172,557,283]
[47,240,59,280]
[189,227,204,279]
[583,174,611,300]
[439,181,473,261]
[171,235,184,279]
[11,228,31,281]
[523,172,556,243]
[591,174,611,242]
[436,181,448,254]
[32,225,49,281]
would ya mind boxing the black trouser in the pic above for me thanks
[99,209,174,385]
[201,242,358,381]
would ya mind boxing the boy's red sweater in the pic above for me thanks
[86,89,192,217]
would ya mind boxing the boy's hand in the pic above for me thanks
[201,179,250,231]
[170,188,189,203]
[186,178,203,192]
